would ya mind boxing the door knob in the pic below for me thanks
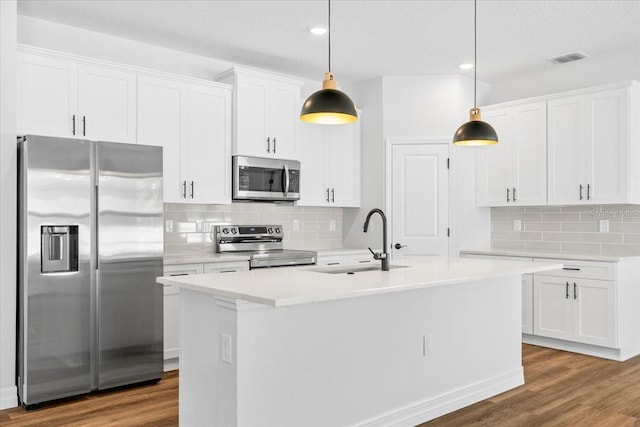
[394,243,407,249]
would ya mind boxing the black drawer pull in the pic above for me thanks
[562,267,581,271]
[170,273,189,276]
[219,270,236,273]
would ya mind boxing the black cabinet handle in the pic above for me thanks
[513,187,517,202]
[190,181,194,198]
[574,282,577,300]
[326,188,330,202]
[266,137,271,153]
[273,137,277,153]
[579,184,584,200]
[72,115,76,135]
[506,188,510,202]
[82,116,86,136]
[562,267,581,271]
[587,184,591,200]
[566,282,569,299]
[170,273,189,276]
[182,181,187,199]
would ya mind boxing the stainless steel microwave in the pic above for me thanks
[232,155,301,202]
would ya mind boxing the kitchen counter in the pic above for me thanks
[157,256,562,307]
[163,256,562,426]
[460,248,640,262]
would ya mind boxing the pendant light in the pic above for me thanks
[300,0,358,125]
[452,0,498,146]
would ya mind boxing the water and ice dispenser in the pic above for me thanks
[41,225,79,273]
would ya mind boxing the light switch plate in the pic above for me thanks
[293,219,300,232]
[165,220,173,232]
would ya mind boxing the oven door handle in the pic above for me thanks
[283,164,290,197]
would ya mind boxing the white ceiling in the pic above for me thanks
[16,0,640,86]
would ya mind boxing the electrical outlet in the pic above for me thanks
[599,219,609,233]
[513,219,522,232]
[329,219,336,231]
[165,220,173,232]
[222,334,232,364]
[195,220,204,232]
[293,219,300,232]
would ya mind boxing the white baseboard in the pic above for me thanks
[164,357,179,372]
[522,334,633,361]
[352,368,524,427]
[0,385,18,410]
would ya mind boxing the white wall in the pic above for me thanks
[343,75,491,255]
[0,0,18,410]
[489,48,640,104]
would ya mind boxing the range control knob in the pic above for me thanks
[275,227,281,233]
[222,228,229,234]
[268,227,273,234]
[231,228,237,234]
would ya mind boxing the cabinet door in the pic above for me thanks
[475,108,513,207]
[296,120,328,206]
[17,53,78,137]
[235,75,269,157]
[533,275,573,340]
[512,102,547,206]
[78,65,137,143]
[268,80,299,158]
[325,121,361,207]
[137,76,185,203]
[586,88,629,204]
[522,274,534,334]
[547,96,586,205]
[572,279,616,347]
[163,264,204,363]
[184,85,232,204]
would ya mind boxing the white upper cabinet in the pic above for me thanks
[548,85,637,205]
[476,101,547,207]
[297,113,361,207]
[216,67,303,159]
[18,48,136,143]
[137,75,232,204]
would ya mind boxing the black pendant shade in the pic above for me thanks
[300,73,358,124]
[452,108,498,146]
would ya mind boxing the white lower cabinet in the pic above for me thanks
[533,268,616,348]
[162,260,249,370]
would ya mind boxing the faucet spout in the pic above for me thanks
[363,208,389,271]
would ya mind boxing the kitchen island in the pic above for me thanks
[157,256,561,426]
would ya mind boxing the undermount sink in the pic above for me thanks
[312,264,409,274]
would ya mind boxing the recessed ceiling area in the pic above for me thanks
[16,0,640,86]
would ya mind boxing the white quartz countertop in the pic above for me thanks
[460,249,640,262]
[157,256,563,307]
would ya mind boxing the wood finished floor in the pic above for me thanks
[2,345,640,426]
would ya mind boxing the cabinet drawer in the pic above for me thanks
[533,258,616,281]
[203,261,249,274]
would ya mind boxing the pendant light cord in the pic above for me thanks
[328,0,331,73]
[474,0,477,107]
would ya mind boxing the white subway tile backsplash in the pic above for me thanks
[491,205,640,257]
[164,203,344,256]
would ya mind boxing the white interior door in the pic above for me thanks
[389,142,449,259]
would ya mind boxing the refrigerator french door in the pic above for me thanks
[18,135,164,406]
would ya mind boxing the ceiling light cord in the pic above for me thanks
[328,0,331,73]
[474,0,477,107]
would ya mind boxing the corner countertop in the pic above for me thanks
[157,256,562,307]
[460,249,640,262]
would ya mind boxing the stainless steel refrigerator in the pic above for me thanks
[17,135,164,407]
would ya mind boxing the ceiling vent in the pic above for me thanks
[547,51,590,65]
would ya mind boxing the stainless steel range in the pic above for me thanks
[214,225,317,268]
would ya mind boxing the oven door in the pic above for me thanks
[233,155,300,201]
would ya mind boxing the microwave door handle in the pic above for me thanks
[283,164,290,197]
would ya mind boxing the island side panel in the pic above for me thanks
[180,289,238,426]
[177,274,523,427]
